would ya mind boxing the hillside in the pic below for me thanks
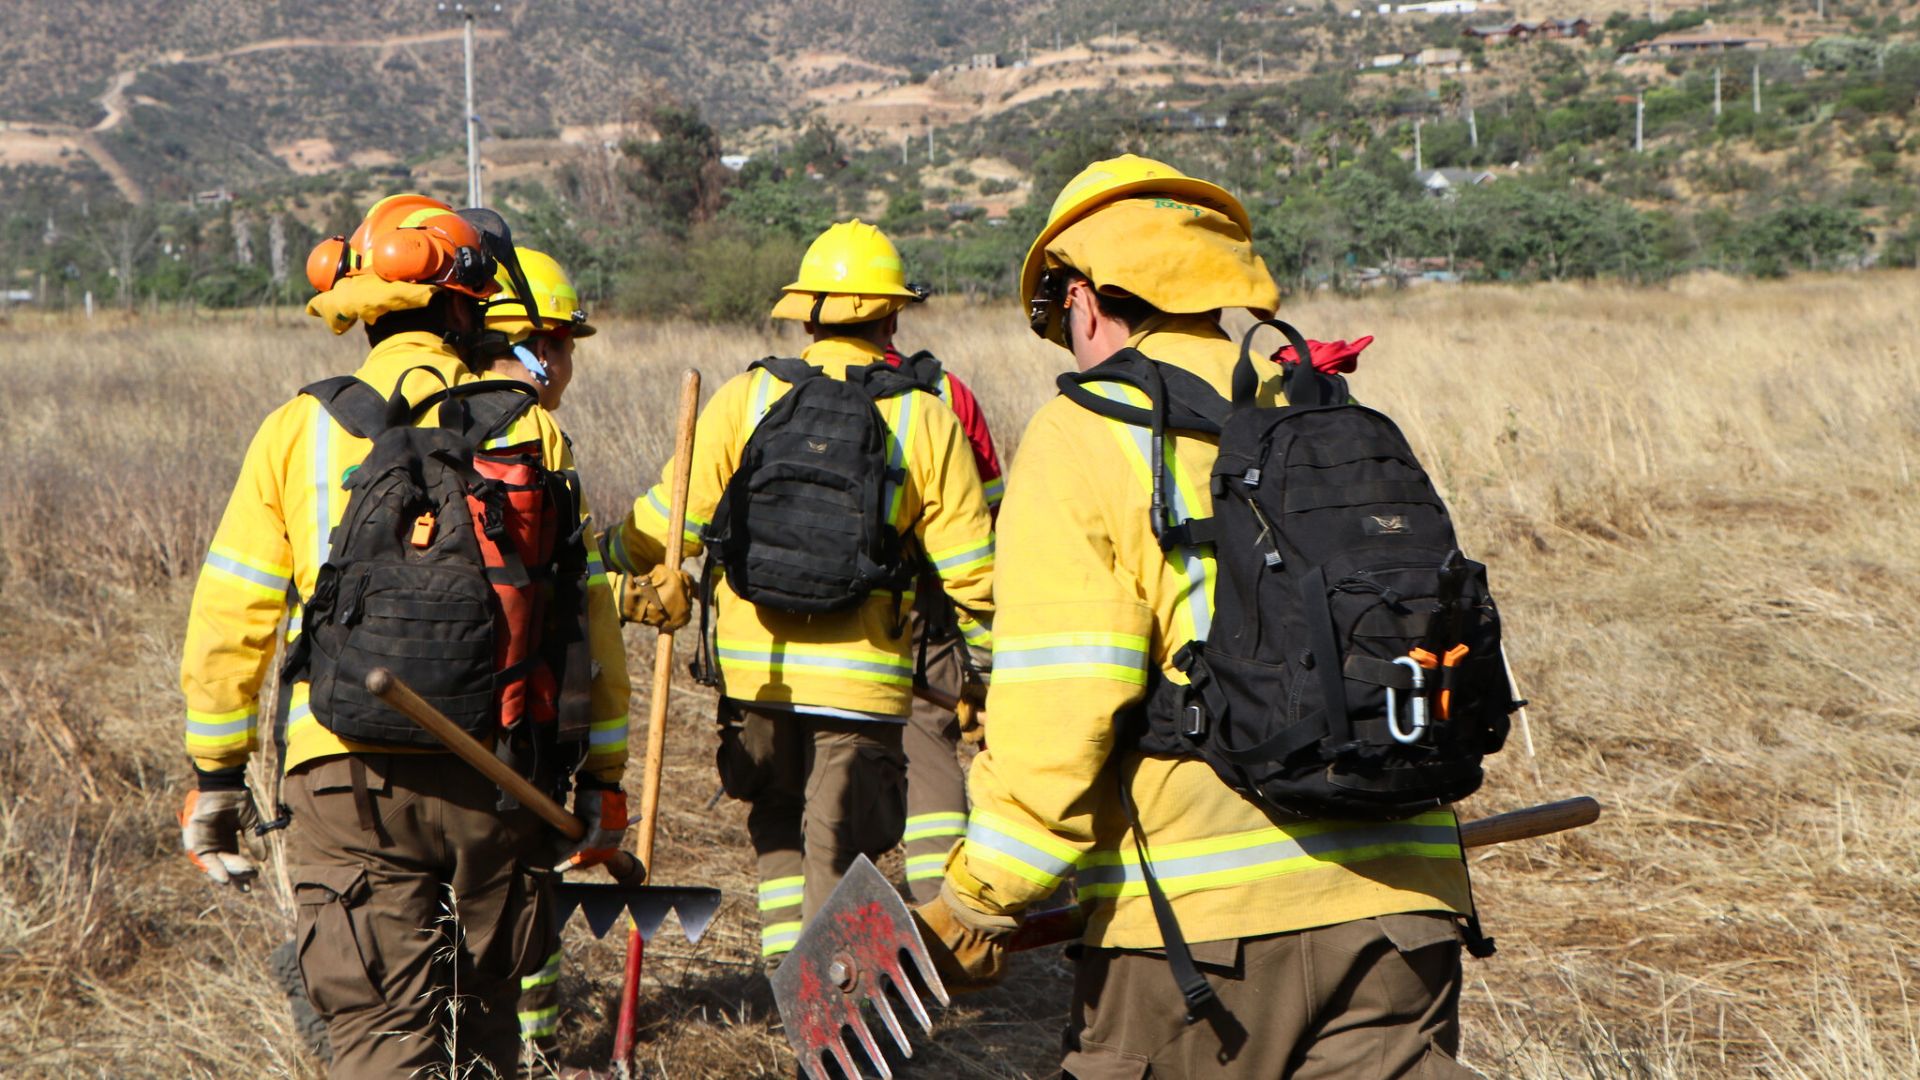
[3,0,1919,313]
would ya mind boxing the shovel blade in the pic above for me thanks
[770,855,949,1080]
[553,883,724,943]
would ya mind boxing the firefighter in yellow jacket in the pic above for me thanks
[603,220,994,965]
[919,158,1481,1078]
[177,195,631,1078]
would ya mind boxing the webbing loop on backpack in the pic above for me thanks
[1233,318,1345,408]
[1118,779,1218,1022]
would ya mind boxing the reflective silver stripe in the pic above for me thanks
[203,551,291,594]
[757,883,804,910]
[747,368,775,432]
[904,853,948,880]
[518,1006,559,1036]
[520,951,562,990]
[287,700,313,725]
[997,643,1147,672]
[902,812,967,842]
[761,920,802,956]
[606,526,636,574]
[312,398,333,569]
[1076,822,1463,892]
[881,392,913,526]
[930,538,993,574]
[963,816,1078,885]
[714,646,910,678]
[588,719,627,748]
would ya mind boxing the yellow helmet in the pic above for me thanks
[1018,154,1254,313]
[484,248,595,342]
[771,220,927,324]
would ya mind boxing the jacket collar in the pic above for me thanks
[799,335,887,378]
[353,332,470,401]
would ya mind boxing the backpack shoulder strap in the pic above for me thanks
[417,379,541,444]
[859,359,936,401]
[752,356,819,386]
[299,376,389,440]
[901,349,945,390]
[1056,349,1228,435]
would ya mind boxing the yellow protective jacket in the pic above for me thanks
[606,336,994,717]
[951,314,1471,949]
[180,332,631,783]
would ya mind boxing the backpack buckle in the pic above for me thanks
[1182,703,1207,739]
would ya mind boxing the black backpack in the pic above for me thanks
[1058,321,1516,821]
[699,357,930,619]
[284,371,592,766]
[1061,321,1516,1014]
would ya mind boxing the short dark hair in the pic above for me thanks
[1088,284,1160,330]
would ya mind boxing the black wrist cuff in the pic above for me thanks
[573,772,621,793]
[194,765,249,792]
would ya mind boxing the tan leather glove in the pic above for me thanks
[179,788,260,888]
[954,697,985,746]
[617,565,694,631]
[911,880,1018,994]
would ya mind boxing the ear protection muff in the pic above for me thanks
[365,211,498,298]
[305,235,351,293]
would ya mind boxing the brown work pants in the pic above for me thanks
[902,617,969,904]
[286,753,558,1080]
[716,702,907,962]
[1061,913,1481,1080]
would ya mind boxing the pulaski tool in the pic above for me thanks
[362,667,721,944]
[775,796,1602,1080]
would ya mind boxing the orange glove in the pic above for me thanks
[562,787,629,870]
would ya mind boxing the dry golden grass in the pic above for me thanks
[1,272,1916,1077]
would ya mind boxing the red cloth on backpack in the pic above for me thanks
[1272,335,1374,374]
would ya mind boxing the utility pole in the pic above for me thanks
[927,126,934,164]
[901,130,909,165]
[1414,118,1423,171]
[1713,67,1722,116]
[1635,93,1644,152]
[1257,49,1266,81]
[1468,106,1478,148]
[439,2,501,207]
[1752,61,1761,113]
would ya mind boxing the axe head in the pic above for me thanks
[771,855,949,1080]
[553,882,723,943]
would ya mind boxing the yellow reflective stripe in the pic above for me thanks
[202,544,292,599]
[714,639,913,686]
[746,368,776,433]
[905,853,948,881]
[882,391,916,527]
[982,476,1006,507]
[1084,381,1214,644]
[184,704,257,751]
[994,631,1149,686]
[1076,813,1462,900]
[585,547,609,590]
[959,618,991,647]
[757,875,805,911]
[903,812,967,843]
[927,536,994,577]
[311,397,336,571]
[639,485,705,548]
[963,812,1080,888]
[520,950,563,990]
[761,920,802,956]
[518,1006,559,1037]
[587,717,628,753]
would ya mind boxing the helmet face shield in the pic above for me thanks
[457,208,538,329]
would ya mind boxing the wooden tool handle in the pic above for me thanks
[363,667,640,879]
[1458,796,1600,849]
[634,369,701,875]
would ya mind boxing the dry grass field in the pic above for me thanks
[1,272,1916,1078]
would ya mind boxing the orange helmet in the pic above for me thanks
[304,194,500,298]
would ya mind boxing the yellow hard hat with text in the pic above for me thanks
[1018,154,1255,310]
[485,248,595,342]
[771,220,926,324]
